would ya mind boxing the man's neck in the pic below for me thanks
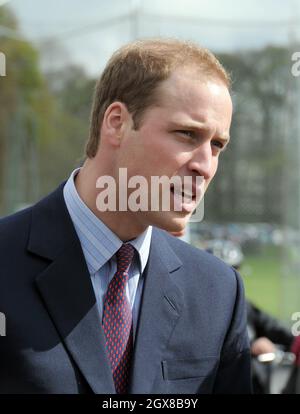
[75,162,147,241]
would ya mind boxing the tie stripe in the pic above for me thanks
[102,243,134,394]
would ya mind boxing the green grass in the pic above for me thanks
[241,245,283,319]
[241,244,300,324]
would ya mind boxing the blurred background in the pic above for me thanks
[1,0,300,326]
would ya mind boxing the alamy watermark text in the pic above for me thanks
[0,312,6,336]
[0,52,6,76]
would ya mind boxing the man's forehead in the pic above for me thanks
[150,70,232,137]
[156,68,230,106]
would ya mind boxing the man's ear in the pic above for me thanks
[101,102,131,146]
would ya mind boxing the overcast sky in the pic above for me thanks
[5,0,300,75]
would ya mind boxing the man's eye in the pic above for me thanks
[176,130,196,139]
[212,140,225,150]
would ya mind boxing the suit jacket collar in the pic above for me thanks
[27,184,184,394]
[28,182,75,261]
[28,184,115,393]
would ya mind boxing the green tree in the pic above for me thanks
[205,47,292,225]
[38,64,95,195]
[0,6,54,214]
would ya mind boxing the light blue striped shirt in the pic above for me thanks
[63,168,152,338]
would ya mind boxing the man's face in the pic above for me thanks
[117,67,233,233]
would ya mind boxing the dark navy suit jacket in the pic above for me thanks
[0,184,251,394]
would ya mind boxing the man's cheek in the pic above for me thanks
[203,176,216,195]
[210,162,219,181]
[204,173,216,191]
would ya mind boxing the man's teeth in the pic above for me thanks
[172,189,194,198]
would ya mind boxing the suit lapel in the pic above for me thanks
[28,185,115,394]
[129,230,184,394]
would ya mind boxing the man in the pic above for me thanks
[0,39,251,394]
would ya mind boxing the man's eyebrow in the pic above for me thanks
[217,133,231,143]
[171,122,230,143]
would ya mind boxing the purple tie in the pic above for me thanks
[102,243,135,394]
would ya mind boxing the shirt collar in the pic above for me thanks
[63,168,152,275]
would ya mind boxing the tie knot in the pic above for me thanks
[116,243,135,273]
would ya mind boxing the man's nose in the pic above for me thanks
[187,143,214,180]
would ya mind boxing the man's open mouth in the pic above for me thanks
[170,184,196,202]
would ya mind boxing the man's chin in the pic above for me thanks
[154,214,189,234]
[169,229,186,238]
[142,209,191,233]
